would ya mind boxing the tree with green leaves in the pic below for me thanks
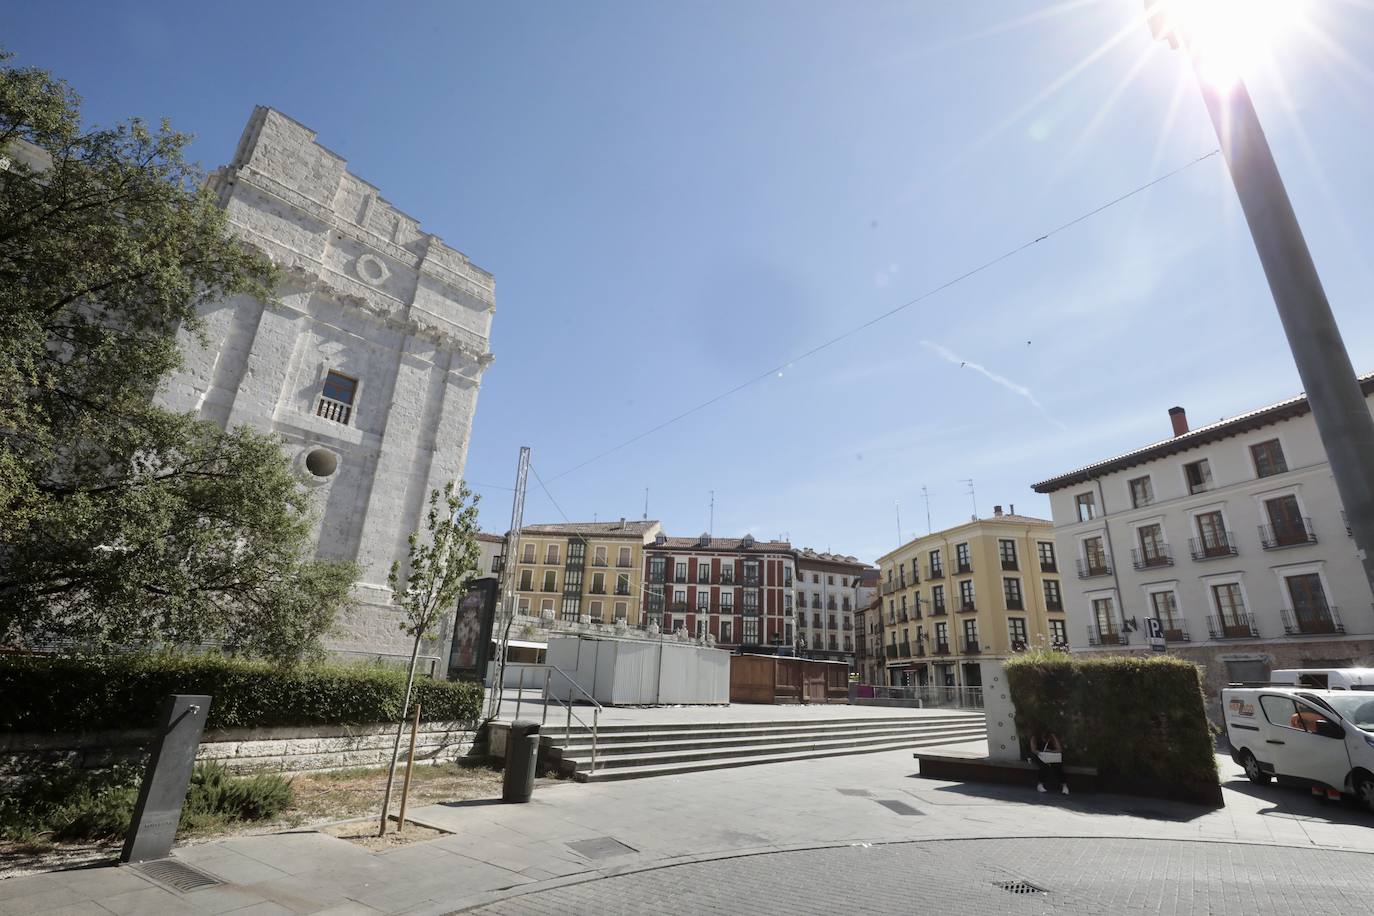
[378,480,482,835]
[0,49,356,661]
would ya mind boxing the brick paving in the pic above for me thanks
[467,838,1370,915]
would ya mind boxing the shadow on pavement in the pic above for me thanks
[907,775,1211,823]
[1221,776,1373,825]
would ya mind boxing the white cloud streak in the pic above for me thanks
[919,340,1069,432]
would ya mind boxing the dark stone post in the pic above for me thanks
[120,694,212,863]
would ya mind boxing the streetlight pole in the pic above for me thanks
[1148,4,1374,593]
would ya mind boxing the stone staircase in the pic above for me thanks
[541,713,986,783]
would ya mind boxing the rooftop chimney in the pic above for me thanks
[1169,406,1189,437]
[993,505,1004,517]
[1009,503,1015,515]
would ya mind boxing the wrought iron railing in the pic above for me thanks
[1281,606,1344,636]
[1259,519,1317,549]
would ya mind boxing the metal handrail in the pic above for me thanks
[542,664,603,774]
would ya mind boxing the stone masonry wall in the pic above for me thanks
[0,721,475,779]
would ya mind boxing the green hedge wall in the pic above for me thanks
[0,653,484,733]
[1003,651,1217,797]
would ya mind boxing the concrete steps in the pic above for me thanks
[540,713,986,783]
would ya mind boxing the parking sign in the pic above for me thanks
[1144,617,1165,652]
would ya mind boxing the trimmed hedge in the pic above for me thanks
[0,653,484,733]
[1004,651,1218,802]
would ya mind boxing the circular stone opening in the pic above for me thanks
[355,253,390,284]
[305,448,338,478]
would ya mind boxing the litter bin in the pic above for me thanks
[502,720,540,803]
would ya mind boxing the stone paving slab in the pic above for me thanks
[3,744,1371,915]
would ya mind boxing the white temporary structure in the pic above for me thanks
[546,635,730,706]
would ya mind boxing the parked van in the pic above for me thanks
[1269,668,1374,691]
[1223,686,1374,812]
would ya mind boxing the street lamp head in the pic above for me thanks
[1144,0,1306,89]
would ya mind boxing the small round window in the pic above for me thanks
[305,448,338,478]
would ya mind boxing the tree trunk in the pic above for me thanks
[378,632,422,836]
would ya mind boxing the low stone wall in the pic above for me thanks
[0,720,476,777]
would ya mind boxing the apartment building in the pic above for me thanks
[511,520,662,627]
[854,596,884,684]
[642,534,796,649]
[1032,379,1374,711]
[793,549,873,662]
[875,508,1067,689]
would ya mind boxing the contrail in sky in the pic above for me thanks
[920,340,1069,432]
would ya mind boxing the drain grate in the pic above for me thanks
[133,859,224,893]
[994,880,1048,896]
[567,836,637,860]
[874,799,923,816]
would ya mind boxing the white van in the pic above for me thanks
[1269,668,1374,691]
[1223,686,1374,812]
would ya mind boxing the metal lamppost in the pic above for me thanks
[1146,1,1374,593]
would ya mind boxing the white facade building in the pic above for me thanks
[158,107,495,656]
[1032,379,1374,716]
[793,549,871,662]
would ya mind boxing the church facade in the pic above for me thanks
[157,107,495,659]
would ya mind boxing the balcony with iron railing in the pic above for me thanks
[930,603,947,617]
[1076,558,1112,579]
[1001,558,1018,571]
[615,585,631,596]
[1207,614,1258,639]
[1259,519,1318,550]
[958,601,977,614]
[743,576,761,587]
[960,635,981,655]
[956,561,972,575]
[1005,596,1024,611]
[616,559,634,568]
[1281,605,1344,636]
[1086,625,1129,647]
[885,644,899,659]
[316,395,352,425]
[1040,559,1058,573]
[1160,620,1191,642]
[927,565,945,580]
[590,558,609,568]
[913,642,926,657]
[1046,598,1064,612]
[1131,544,1173,570]
[898,611,910,623]
[933,641,951,656]
[827,599,837,611]
[1189,532,1237,561]
[899,641,912,659]
[589,586,606,595]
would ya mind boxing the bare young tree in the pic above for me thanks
[377,480,480,835]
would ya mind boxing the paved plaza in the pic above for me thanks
[2,730,1371,915]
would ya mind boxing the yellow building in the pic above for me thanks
[875,507,1066,689]
[510,519,662,627]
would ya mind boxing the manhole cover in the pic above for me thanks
[874,799,923,816]
[994,880,1048,896]
[566,836,637,860]
[837,788,872,797]
[133,859,224,893]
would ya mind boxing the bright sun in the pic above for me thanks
[1152,0,1309,87]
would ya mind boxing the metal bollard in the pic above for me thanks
[502,720,540,804]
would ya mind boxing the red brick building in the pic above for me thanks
[641,534,796,650]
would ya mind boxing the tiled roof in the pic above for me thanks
[519,520,660,536]
[794,547,866,566]
[648,536,792,553]
[1032,373,1374,493]
[476,532,506,544]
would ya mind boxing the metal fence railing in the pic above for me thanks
[854,684,984,710]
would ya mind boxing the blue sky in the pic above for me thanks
[10,1,1374,563]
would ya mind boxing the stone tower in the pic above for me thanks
[158,107,495,658]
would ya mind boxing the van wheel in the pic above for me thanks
[1240,751,1271,785]
[1355,774,1374,814]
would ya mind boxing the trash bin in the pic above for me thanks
[502,720,540,803]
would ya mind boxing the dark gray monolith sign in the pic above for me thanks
[120,694,211,863]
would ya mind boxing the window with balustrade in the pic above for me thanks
[317,370,357,425]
